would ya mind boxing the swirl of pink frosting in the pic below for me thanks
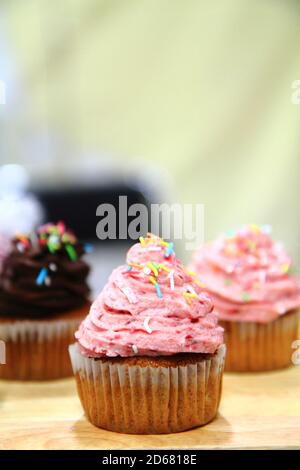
[76,235,224,357]
[191,225,300,323]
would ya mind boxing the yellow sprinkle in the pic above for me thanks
[183,292,198,305]
[184,292,198,299]
[160,240,169,247]
[160,264,171,273]
[186,270,196,277]
[128,262,143,269]
[281,263,290,274]
[194,279,206,288]
[147,262,158,277]
[139,236,146,247]
[249,224,260,234]
[149,276,157,285]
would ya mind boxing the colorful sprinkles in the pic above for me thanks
[220,224,286,300]
[124,234,206,305]
[15,222,87,288]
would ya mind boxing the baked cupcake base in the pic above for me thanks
[69,343,226,434]
[220,309,299,372]
[0,303,89,380]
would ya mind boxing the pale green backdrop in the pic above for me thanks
[1,0,300,261]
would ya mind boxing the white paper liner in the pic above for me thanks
[0,318,79,343]
[221,310,299,372]
[0,318,81,380]
[69,343,226,434]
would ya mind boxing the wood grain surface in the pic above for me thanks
[0,366,299,449]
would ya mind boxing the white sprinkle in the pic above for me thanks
[121,286,138,304]
[16,242,25,253]
[143,266,151,275]
[148,246,162,252]
[143,316,152,334]
[132,344,138,354]
[186,284,196,295]
[45,277,51,286]
[259,271,266,284]
[49,234,59,245]
[49,263,57,272]
[168,269,175,290]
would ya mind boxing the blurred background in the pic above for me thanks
[0,0,300,294]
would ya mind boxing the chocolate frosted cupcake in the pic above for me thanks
[191,225,300,371]
[0,222,91,380]
[69,234,225,434]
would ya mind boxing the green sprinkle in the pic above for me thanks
[226,229,235,239]
[155,283,163,298]
[66,244,77,261]
[224,278,232,286]
[47,242,57,253]
[241,291,251,302]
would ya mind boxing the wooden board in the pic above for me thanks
[0,366,299,450]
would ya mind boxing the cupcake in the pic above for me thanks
[69,234,225,434]
[190,225,300,371]
[0,222,91,380]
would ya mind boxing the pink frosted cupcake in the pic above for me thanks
[69,234,225,434]
[191,225,300,371]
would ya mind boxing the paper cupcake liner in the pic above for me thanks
[0,318,81,380]
[220,310,299,372]
[69,343,226,434]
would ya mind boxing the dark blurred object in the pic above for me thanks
[33,183,151,242]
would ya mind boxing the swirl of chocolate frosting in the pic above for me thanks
[0,222,90,318]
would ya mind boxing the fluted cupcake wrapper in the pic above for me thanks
[0,318,81,380]
[221,309,299,372]
[69,343,226,434]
